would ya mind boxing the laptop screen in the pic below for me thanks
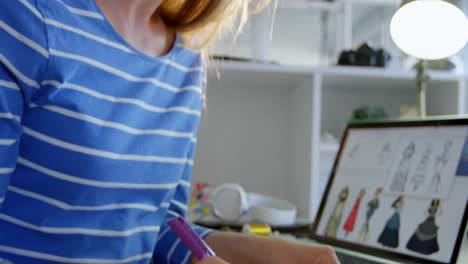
[311,120,468,264]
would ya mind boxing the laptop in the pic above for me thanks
[310,117,468,264]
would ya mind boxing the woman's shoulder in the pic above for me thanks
[169,38,206,71]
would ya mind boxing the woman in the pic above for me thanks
[406,199,441,255]
[325,186,349,238]
[429,141,452,194]
[342,188,365,237]
[389,142,415,193]
[358,187,382,243]
[378,196,404,248]
[0,0,338,263]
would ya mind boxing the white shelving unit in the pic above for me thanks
[192,0,468,222]
[193,60,467,221]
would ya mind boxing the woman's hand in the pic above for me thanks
[268,238,340,264]
[201,232,340,264]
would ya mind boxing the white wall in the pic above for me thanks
[192,78,293,200]
[212,7,328,67]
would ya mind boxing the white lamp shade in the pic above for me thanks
[390,0,468,60]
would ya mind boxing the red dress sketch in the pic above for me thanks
[343,189,366,236]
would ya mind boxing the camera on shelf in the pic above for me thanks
[338,42,391,68]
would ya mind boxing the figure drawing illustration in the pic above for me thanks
[389,143,415,193]
[325,187,349,238]
[358,188,382,242]
[343,189,366,236]
[378,196,404,248]
[429,140,452,194]
[406,199,441,255]
[378,142,392,165]
[410,145,433,191]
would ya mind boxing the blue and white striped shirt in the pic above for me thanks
[0,0,213,263]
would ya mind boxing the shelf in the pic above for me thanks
[208,60,314,90]
[209,61,463,92]
[211,61,463,80]
[317,66,463,82]
[210,60,314,74]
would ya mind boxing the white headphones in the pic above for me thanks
[211,183,297,226]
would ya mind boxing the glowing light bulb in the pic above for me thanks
[390,0,468,60]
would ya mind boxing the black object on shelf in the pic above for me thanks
[355,43,375,66]
[376,49,391,67]
[338,50,356,66]
[338,42,391,68]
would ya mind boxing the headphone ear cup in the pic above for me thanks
[211,183,248,222]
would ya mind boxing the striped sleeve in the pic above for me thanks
[152,173,215,264]
[0,0,49,209]
[152,114,215,264]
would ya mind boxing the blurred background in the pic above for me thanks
[189,0,468,226]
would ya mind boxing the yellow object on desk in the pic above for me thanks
[242,224,272,236]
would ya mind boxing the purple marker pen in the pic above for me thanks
[168,216,216,260]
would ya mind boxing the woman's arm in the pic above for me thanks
[0,0,49,209]
[193,232,339,264]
